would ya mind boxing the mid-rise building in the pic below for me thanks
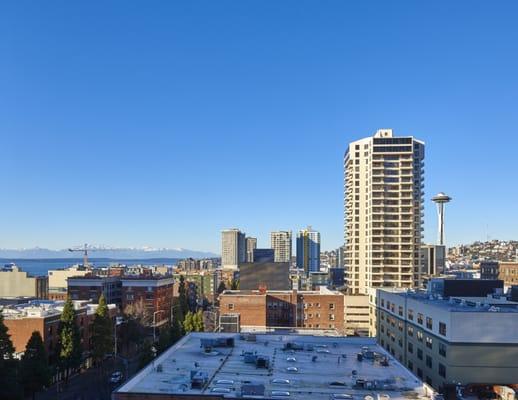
[0,265,48,299]
[245,237,257,263]
[296,226,320,275]
[420,244,446,286]
[270,231,292,262]
[221,228,246,270]
[121,276,174,327]
[374,282,518,392]
[479,260,500,280]
[239,262,290,291]
[67,275,122,305]
[344,129,425,294]
[48,265,89,300]
[252,248,275,263]
[219,287,345,333]
[480,261,518,287]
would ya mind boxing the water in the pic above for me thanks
[0,258,180,276]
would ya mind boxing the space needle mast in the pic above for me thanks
[432,192,452,246]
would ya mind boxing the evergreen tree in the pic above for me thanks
[20,331,52,400]
[217,281,227,295]
[0,315,22,400]
[91,294,113,364]
[58,298,82,382]
[138,340,155,369]
[193,310,204,332]
[169,315,183,344]
[178,275,189,317]
[183,311,195,333]
[157,327,171,354]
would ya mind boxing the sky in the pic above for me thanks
[1,1,517,253]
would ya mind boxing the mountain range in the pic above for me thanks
[0,247,219,259]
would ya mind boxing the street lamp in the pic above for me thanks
[153,310,164,343]
[114,316,124,357]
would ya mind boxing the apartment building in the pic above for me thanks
[270,231,292,262]
[374,284,518,393]
[245,237,257,263]
[296,226,321,275]
[1,299,117,364]
[121,276,174,327]
[481,261,518,286]
[219,287,345,333]
[0,265,48,299]
[344,129,425,294]
[48,265,89,300]
[67,275,122,305]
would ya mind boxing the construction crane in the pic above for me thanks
[68,243,102,268]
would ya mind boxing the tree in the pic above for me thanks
[91,294,113,365]
[230,279,239,290]
[178,275,189,317]
[183,311,195,333]
[20,331,52,400]
[157,327,171,354]
[0,315,23,400]
[169,315,183,344]
[138,340,155,369]
[193,310,204,332]
[217,281,226,295]
[58,298,82,382]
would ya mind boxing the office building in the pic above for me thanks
[67,275,122,305]
[420,244,446,286]
[221,228,246,270]
[252,248,275,263]
[113,332,438,400]
[245,237,257,263]
[296,226,320,275]
[344,129,425,294]
[239,262,290,291]
[0,265,48,299]
[374,281,518,393]
[270,231,292,262]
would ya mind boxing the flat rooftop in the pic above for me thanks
[114,332,434,400]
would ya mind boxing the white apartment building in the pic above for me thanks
[344,129,425,294]
[270,231,292,263]
[221,228,246,270]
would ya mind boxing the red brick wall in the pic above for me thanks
[219,294,267,326]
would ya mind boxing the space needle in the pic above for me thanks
[432,192,452,246]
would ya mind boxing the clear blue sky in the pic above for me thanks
[1,1,517,253]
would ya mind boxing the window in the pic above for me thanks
[417,349,423,360]
[228,303,234,310]
[439,322,447,336]
[426,337,433,349]
[408,309,414,320]
[426,317,433,330]
[439,363,446,378]
[398,306,403,316]
[417,331,423,342]
[439,343,447,357]
[408,326,414,336]
[417,368,423,378]
[381,299,385,307]
[408,342,413,353]
[126,294,134,300]
[408,361,413,371]
[329,314,335,321]
[426,355,432,368]
[315,303,321,308]
[329,303,335,310]
[417,313,423,325]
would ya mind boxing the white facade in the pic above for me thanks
[344,129,425,294]
[270,231,292,262]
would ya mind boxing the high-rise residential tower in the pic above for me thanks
[245,237,257,262]
[270,231,292,263]
[221,229,246,270]
[296,226,321,276]
[344,129,425,294]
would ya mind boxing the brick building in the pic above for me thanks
[121,276,174,327]
[1,300,117,365]
[219,287,345,333]
[67,276,122,305]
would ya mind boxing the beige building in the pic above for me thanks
[0,266,48,299]
[344,129,425,294]
[245,237,257,262]
[343,294,370,336]
[221,228,246,270]
[48,265,89,298]
[270,231,292,263]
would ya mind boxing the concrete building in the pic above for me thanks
[480,261,518,287]
[0,265,48,299]
[479,260,499,280]
[221,229,246,270]
[344,129,425,294]
[270,230,292,262]
[219,287,345,333]
[343,294,371,336]
[296,226,320,276]
[48,265,89,300]
[113,332,437,400]
[374,283,518,393]
[121,276,175,327]
[67,275,122,305]
[420,244,446,286]
[245,237,257,263]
